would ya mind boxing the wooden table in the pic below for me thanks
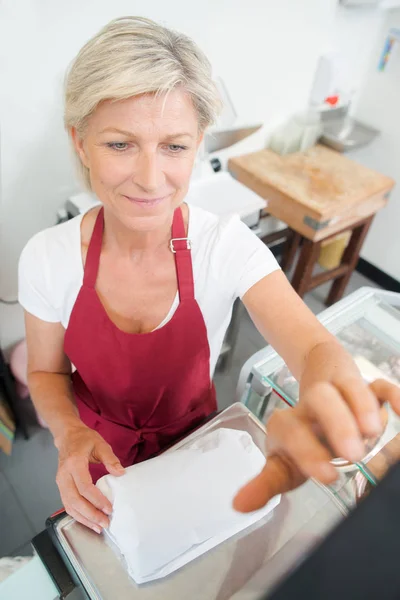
[229,145,395,305]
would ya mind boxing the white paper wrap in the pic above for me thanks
[97,428,280,583]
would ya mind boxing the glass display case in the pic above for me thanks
[239,287,400,512]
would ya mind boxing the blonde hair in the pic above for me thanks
[64,16,222,189]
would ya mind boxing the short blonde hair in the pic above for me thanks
[64,16,222,189]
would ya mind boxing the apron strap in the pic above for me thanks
[83,207,104,288]
[83,206,194,301]
[171,207,194,302]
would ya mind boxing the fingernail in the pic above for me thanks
[93,526,102,534]
[103,507,112,516]
[101,520,108,528]
[361,412,382,434]
[341,438,365,462]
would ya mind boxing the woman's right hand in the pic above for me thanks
[54,423,125,533]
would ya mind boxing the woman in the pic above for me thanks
[19,16,400,535]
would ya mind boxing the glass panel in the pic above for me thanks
[327,407,400,511]
[248,292,400,510]
[257,297,400,407]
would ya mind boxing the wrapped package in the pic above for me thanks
[97,428,280,583]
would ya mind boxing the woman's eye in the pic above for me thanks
[167,144,187,153]
[106,142,187,153]
[107,142,129,151]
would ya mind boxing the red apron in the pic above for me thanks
[64,206,217,483]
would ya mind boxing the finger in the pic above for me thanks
[301,382,365,462]
[334,377,382,437]
[266,410,338,482]
[370,379,400,416]
[61,471,110,529]
[72,457,113,516]
[233,454,305,513]
[93,441,125,476]
[66,506,103,534]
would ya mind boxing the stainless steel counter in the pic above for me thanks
[51,404,344,600]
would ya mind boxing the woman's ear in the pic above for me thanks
[70,127,90,168]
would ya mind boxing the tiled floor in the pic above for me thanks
[0,270,379,558]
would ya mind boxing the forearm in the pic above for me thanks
[27,371,84,442]
[299,339,360,394]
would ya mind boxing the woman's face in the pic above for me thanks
[72,88,202,232]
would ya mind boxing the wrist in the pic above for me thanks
[53,416,87,449]
[300,340,359,392]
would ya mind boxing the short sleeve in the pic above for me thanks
[213,216,281,300]
[18,233,60,322]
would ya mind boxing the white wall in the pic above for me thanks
[0,0,388,349]
[350,9,400,281]
[331,7,388,106]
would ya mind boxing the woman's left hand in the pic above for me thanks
[234,377,400,513]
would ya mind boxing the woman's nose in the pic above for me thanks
[133,151,164,192]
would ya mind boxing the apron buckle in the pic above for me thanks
[169,238,191,253]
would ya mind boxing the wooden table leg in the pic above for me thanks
[326,215,374,306]
[280,231,302,273]
[290,238,322,298]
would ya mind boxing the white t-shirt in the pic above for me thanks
[18,205,280,377]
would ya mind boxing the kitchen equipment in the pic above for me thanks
[268,110,322,155]
[213,77,237,129]
[309,54,337,107]
[238,287,400,417]
[237,286,400,512]
[204,124,262,156]
[39,403,347,600]
[320,116,380,153]
[186,171,265,229]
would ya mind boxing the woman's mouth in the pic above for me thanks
[123,194,171,207]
